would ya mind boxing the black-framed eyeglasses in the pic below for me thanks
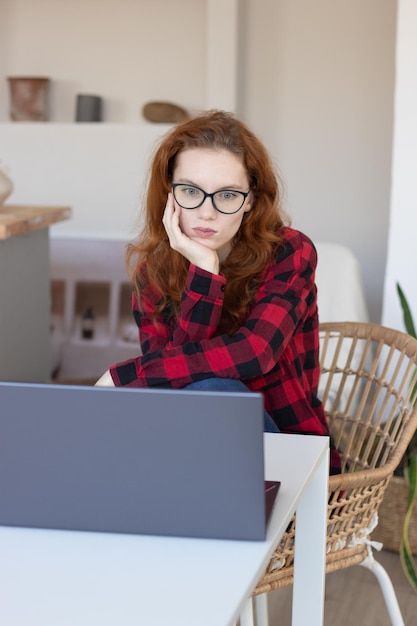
[172,183,250,215]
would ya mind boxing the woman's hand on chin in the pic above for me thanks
[163,193,219,274]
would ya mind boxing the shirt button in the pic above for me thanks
[220,285,225,292]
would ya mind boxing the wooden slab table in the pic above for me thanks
[0,204,71,382]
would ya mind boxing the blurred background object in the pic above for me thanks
[7,77,50,121]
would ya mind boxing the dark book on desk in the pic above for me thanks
[265,481,281,523]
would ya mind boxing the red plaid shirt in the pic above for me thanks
[110,227,341,474]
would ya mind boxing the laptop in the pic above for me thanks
[0,382,280,541]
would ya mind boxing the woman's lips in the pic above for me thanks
[192,227,216,238]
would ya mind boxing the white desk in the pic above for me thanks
[0,433,329,626]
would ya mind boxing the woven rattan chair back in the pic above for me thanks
[255,321,417,594]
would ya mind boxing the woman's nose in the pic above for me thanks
[198,196,217,218]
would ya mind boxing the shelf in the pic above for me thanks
[51,280,65,315]
[119,282,133,317]
[71,316,110,345]
[118,319,138,344]
[74,281,110,339]
[49,239,143,380]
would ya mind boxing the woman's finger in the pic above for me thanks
[163,193,182,245]
[162,193,219,273]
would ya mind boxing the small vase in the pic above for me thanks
[7,76,50,122]
[76,94,102,122]
[0,167,14,205]
[81,306,95,339]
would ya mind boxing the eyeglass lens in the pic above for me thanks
[172,184,246,214]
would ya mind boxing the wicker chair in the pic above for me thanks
[253,322,417,626]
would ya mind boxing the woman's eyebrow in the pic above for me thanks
[174,178,199,185]
[174,178,247,190]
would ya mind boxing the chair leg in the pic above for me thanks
[239,597,255,626]
[359,556,405,626]
[254,593,269,626]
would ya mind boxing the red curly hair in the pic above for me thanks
[126,110,289,333]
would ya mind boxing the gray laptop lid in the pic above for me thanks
[0,382,270,541]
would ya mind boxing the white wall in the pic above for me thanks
[0,123,171,239]
[241,0,396,323]
[0,0,12,121]
[382,0,417,331]
[0,0,206,123]
[0,0,397,323]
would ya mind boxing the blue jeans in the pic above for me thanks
[184,378,280,434]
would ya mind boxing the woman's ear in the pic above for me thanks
[244,192,253,213]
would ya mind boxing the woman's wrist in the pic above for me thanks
[95,369,115,387]
[196,257,219,275]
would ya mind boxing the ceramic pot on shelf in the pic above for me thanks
[7,76,50,122]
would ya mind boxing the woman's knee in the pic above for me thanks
[184,378,249,393]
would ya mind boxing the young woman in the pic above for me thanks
[96,110,341,475]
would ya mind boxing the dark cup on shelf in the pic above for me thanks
[75,94,102,122]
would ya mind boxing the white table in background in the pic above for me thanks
[0,433,329,626]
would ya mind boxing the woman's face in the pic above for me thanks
[172,147,252,262]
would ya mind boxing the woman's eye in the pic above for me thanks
[183,186,200,196]
[219,191,237,201]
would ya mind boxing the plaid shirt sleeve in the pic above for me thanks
[132,265,227,356]
[110,229,318,389]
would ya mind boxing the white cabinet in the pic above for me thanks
[50,237,140,382]
[0,205,70,382]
